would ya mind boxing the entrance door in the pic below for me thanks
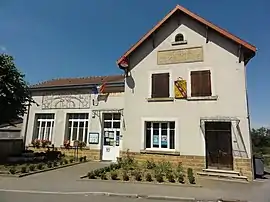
[205,122,233,170]
[102,113,121,162]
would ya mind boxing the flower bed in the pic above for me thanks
[85,154,196,185]
[0,151,88,177]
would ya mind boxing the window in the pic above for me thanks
[151,73,169,98]
[175,33,184,42]
[66,113,89,143]
[190,70,212,97]
[32,114,55,141]
[103,113,121,129]
[145,121,175,149]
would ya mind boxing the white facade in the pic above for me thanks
[21,7,255,166]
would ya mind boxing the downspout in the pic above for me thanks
[244,62,254,180]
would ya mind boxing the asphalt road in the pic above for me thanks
[0,192,193,202]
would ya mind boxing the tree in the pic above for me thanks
[251,127,270,155]
[0,54,33,125]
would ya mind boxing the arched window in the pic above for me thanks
[175,33,184,42]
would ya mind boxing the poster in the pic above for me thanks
[153,135,159,146]
[161,135,167,146]
[89,132,99,144]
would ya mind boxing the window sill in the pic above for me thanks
[140,149,180,156]
[171,40,187,46]
[147,97,174,102]
[187,95,218,101]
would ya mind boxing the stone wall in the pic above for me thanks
[120,151,253,180]
[30,147,101,161]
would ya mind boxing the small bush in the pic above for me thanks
[178,174,185,184]
[53,161,58,167]
[83,156,87,162]
[79,157,83,162]
[21,166,27,173]
[145,159,156,169]
[29,165,35,171]
[47,162,53,168]
[110,171,118,180]
[9,167,16,174]
[167,173,175,183]
[100,173,107,180]
[88,171,96,179]
[134,171,142,181]
[122,171,129,181]
[94,169,101,177]
[64,159,68,164]
[37,164,44,170]
[187,168,195,184]
[155,173,164,183]
[145,173,152,182]
[59,161,63,165]
[69,159,74,163]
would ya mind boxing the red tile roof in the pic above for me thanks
[31,74,124,88]
[117,5,256,65]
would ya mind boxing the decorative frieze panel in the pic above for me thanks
[157,46,203,65]
[42,91,91,109]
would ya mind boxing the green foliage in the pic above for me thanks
[110,171,118,180]
[21,166,27,173]
[29,165,35,171]
[145,159,156,169]
[53,161,58,167]
[47,162,52,168]
[64,159,68,164]
[0,54,34,125]
[122,171,129,181]
[88,171,96,179]
[177,173,185,184]
[155,173,164,183]
[145,173,152,182]
[134,171,142,181]
[187,168,195,184]
[9,167,16,174]
[167,173,175,183]
[37,164,44,170]
[69,159,74,163]
[251,127,270,156]
[100,173,107,180]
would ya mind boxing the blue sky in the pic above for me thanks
[0,0,269,128]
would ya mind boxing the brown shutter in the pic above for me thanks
[191,71,201,97]
[201,70,212,96]
[151,73,169,98]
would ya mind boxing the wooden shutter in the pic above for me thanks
[191,70,211,97]
[191,71,201,97]
[201,70,212,96]
[151,73,169,98]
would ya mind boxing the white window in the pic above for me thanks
[66,113,89,143]
[145,121,175,149]
[33,114,55,141]
[103,113,121,129]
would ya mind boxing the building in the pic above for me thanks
[21,5,256,180]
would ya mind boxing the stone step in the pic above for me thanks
[197,171,248,182]
[202,168,241,176]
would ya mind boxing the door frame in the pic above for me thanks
[205,121,234,170]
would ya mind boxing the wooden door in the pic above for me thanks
[205,122,233,170]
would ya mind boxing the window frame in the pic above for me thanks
[187,67,215,98]
[66,113,89,143]
[32,113,55,142]
[141,117,178,151]
[148,70,173,99]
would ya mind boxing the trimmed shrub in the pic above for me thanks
[29,165,35,171]
[110,171,118,180]
[37,163,44,170]
[167,173,175,183]
[47,162,53,168]
[69,159,74,163]
[178,173,185,184]
[21,166,27,173]
[100,173,107,180]
[145,173,152,182]
[134,171,142,181]
[59,161,63,165]
[156,173,164,183]
[9,167,16,174]
[122,171,129,181]
[88,171,96,179]
[187,168,195,184]
[53,161,58,167]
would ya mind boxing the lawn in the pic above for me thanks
[86,154,196,185]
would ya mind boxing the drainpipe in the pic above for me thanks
[244,65,254,180]
[23,101,31,150]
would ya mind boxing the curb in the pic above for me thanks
[0,189,247,202]
[78,178,203,188]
